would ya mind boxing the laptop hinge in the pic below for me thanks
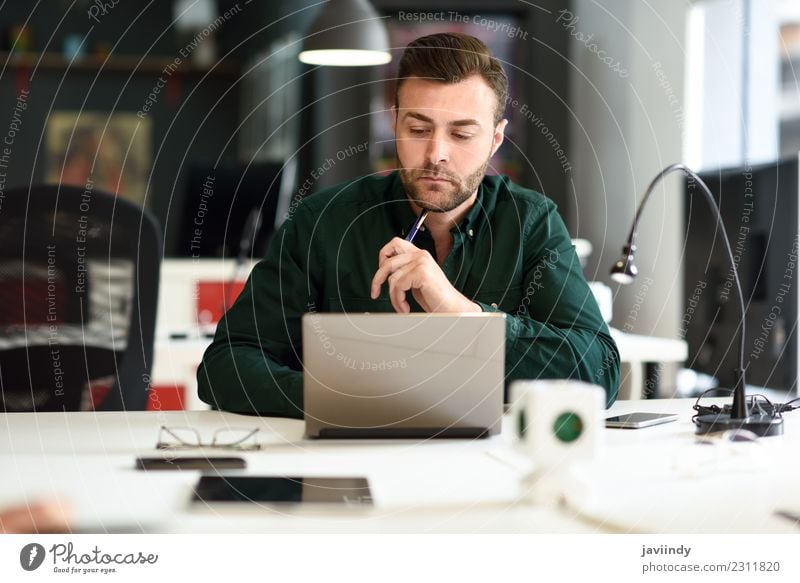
[314,427,489,439]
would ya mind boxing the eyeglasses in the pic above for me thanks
[690,427,763,475]
[696,428,760,444]
[156,426,262,451]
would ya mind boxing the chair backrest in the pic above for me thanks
[0,184,161,411]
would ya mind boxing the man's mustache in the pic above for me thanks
[412,166,458,183]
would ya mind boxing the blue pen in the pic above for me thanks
[405,210,429,243]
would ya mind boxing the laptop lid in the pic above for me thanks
[302,313,505,438]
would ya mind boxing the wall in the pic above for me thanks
[569,0,687,341]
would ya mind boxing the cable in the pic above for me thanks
[692,389,797,426]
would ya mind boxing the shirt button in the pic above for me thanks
[491,302,498,309]
[468,229,474,237]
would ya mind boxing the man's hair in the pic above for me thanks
[395,32,508,125]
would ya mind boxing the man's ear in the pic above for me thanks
[490,118,508,157]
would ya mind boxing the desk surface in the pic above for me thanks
[1,399,798,533]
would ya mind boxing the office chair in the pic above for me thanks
[0,184,161,412]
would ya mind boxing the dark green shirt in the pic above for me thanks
[197,172,620,416]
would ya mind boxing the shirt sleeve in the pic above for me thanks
[475,200,620,407]
[196,203,318,418]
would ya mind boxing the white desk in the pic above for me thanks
[2,399,796,533]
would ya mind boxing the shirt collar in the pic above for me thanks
[459,183,485,232]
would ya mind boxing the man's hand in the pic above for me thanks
[370,237,481,313]
[0,499,71,534]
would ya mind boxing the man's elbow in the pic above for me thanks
[196,361,223,410]
[588,341,620,408]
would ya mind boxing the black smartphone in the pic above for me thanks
[192,476,373,505]
[135,456,246,471]
[605,412,679,429]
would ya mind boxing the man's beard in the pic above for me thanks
[397,155,490,213]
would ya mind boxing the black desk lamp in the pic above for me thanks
[610,163,783,436]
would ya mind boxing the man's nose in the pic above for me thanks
[426,135,449,165]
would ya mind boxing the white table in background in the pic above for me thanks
[611,328,688,400]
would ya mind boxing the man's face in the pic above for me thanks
[393,75,507,213]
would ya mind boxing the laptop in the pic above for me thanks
[302,312,506,439]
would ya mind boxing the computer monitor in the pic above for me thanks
[684,155,799,392]
[175,161,283,259]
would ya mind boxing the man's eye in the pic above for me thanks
[409,128,429,135]
[453,133,473,140]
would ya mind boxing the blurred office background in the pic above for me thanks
[0,0,797,403]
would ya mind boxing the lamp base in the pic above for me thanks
[694,413,784,437]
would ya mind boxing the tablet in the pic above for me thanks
[191,476,373,505]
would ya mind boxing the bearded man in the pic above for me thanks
[197,32,620,415]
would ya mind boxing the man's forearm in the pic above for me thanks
[504,314,620,406]
[476,301,620,405]
[197,342,304,418]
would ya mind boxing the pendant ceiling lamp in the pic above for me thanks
[299,0,391,67]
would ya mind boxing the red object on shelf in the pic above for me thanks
[16,68,30,95]
[147,385,186,411]
[166,72,182,107]
[196,280,246,325]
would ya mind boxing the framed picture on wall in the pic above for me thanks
[45,112,152,206]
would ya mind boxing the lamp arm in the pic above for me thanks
[626,163,748,418]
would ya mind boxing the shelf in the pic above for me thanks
[0,51,239,75]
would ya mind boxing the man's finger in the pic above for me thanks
[370,254,413,299]
[387,264,414,313]
[370,267,387,299]
[378,237,415,267]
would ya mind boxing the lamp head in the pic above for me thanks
[299,0,391,67]
[609,245,638,285]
